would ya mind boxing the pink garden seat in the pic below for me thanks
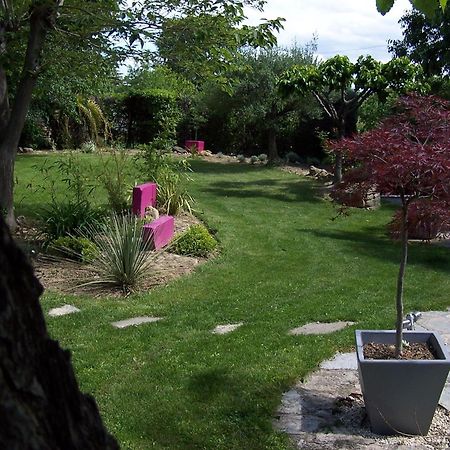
[143,215,174,250]
[132,182,157,217]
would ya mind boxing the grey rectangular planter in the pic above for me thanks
[356,330,450,435]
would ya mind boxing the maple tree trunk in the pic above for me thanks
[0,215,119,449]
[395,204,409,358]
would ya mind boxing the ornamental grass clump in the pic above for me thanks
[82,213,159,292]
[328,94,450,357]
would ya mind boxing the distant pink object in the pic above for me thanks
[143,215,174,249]
[132,182,157,217]
[185,140,205,153]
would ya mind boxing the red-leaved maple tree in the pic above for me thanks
[328,94,450,357]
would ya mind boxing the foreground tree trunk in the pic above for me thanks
[0,215,119,449]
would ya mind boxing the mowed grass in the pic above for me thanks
[15,154,450,449]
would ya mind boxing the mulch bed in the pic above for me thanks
[14,213,210,298]
[363,342,437,360]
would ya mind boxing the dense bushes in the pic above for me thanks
[172,224,217,257]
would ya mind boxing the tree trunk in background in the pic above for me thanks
[267,128,279,162]
[0,216,119,450]
[0,3,59,231]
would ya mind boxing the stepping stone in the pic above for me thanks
[111,316,162,329]
[320,352,358,370]
[48,304,80,317]
[289,321,355,336]
[212,322,243,335]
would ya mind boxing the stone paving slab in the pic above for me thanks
[320,352,358,370]
[48,304,80,317]
[289,321,355,336]
[111,316,163,329]
[212,323,243,335]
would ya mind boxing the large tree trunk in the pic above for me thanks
[333,117,346,184]
[0,216,119,449]
[267,128,279,162]
[0,3,59,230]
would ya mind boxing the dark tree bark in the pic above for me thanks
[0,215,119,450]
[267,128,279,162]
[0,2,61,230]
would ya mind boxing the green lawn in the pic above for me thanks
[15,154,450,449]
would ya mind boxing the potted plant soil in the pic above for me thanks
[329,94,450,435]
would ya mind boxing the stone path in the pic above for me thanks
[111,316,163,329]
[289,321,355,335]
[212,323,243,335]
[275,310,450,449]
[48,304,80,317]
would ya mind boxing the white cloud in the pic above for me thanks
[244,0,412,61]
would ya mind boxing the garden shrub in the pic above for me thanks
[237,154,245,163]
[51,236,98,262]
[250,155,258,164]
[81,213,159,292]
[80,140,97,153]
[388,200,450,241]
[99,148,133,214]
[285,151,300,164]
[258,153,268,163]
[171,224,217,257]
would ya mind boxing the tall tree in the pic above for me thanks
[388,8,450,77]
[0,0,282,230]
[279,55,425,182]
[376,0,447,18]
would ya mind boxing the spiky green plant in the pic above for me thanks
[76,95,111,144]
[81,213,161,292]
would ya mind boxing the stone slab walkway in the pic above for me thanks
[111,316,163,329]
[274,310,450,449]
[48,304,80,317]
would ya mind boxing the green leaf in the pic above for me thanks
[376,0,395,14]
[410,0,440,17]
[440,0,448,10]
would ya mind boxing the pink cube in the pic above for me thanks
[132,182,157,217]
[143,215,174,250]
[185,140,205,153]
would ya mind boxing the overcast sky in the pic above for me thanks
[244,0,412,61]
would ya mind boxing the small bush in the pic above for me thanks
[285,151,300,164]
[80,140,97,153]
[237,154,245,163]
[171,224,217,257]
[388,200,450,241]
[258,153,268,163]
[250,155,258,164]
[40,200,104,242]
[306,156,321,166]
[51,236,98,262]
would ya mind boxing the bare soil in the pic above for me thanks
[363,342,437,360]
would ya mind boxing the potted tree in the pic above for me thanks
[329,94,450,435]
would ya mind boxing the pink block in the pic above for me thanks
[143,215,174,250]
[132,182,157,217]
[185,140,205,153]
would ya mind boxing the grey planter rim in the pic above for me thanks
[355,329,450,364]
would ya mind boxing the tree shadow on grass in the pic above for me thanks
[204,178,322,205]
[297,227,450,274]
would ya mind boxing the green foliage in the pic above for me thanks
[51,236,98,263]
[285,151,300,164]
[35,153,103,241]
[82,213,159,292]
[99,148,134,214]
[76,96,111,145]
[377,0,446,17]
[388,8,450,77]
[250,155,259,164]
[140,144,194,215]
[171,224,217,257]
[357,94,398,132]
[80,140,97,154]
[237,154,246,162]
[258,153,268,162]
